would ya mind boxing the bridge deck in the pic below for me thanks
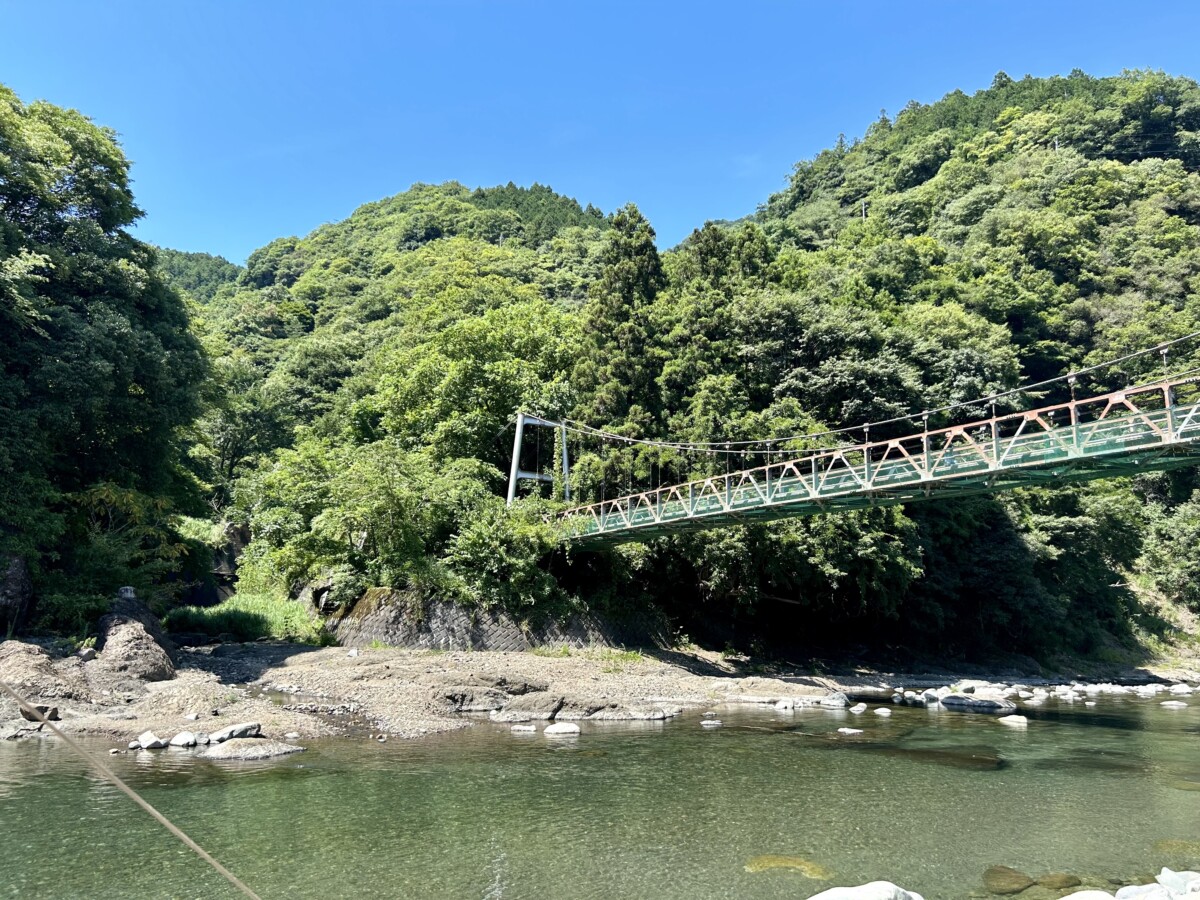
[561,377,1200,547]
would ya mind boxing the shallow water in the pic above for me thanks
[1,695,1199,899]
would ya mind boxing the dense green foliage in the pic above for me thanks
[0,86,206,626]
[155,248,242,304]
[12,71,1200,660]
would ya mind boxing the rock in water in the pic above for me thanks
[1160,700,1188,709]
[169,731,196,747]
[1037,873,1082,889]
[983,865,1035,894]
[837,728,863,735]
[210,722,261,743]
[201,739,304,760]
[743,855,833,879]
[942,694,1017,713]
[849,703,867,714]
[820,692,849,709]
[873,708,892,717]
[998,715,1028,728]
[137,730,167,750]
[510,724,537,733]
[543,722,580,736]
[808,883,925,900]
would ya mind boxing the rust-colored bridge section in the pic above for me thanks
[560,377,1200,547]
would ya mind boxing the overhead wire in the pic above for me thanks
[549,330,1200,456]
[0,679,264,900]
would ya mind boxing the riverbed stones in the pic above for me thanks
[210,721,261,742]
[820,692,849,709]
[849,703,867,714]
[807,883,924,900]
[201,738,305,760]
[998,715,1028,728]
[983,864,1035,894]
[169,731,196,747]
[76,647,96,662]
[873,708,892,717]
[543,722,580,736]
[510,724,536,733]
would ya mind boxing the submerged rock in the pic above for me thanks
[202,738,304,760]
[1153,839,1200,856]
[1037,873,1082,889]
[743,854,833,879]
[998,715,1028,728]
[983,864,1035,894]
[863,745,1006,771]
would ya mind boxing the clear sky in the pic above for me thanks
[2,1,1198,262]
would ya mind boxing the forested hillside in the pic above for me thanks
[8,70,1200,663]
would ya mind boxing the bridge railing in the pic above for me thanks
[561,375,1200,540]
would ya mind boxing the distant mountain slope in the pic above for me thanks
[155,248,242,303]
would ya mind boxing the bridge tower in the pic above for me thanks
[506,412,571,505]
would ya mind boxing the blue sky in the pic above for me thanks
[2,1,1197,262]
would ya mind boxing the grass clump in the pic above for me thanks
[165,592,334,644]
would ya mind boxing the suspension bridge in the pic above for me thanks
[506,339,1200,549]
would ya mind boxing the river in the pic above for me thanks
[1,693,1198,898]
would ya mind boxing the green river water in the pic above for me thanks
[1,694,1198,899]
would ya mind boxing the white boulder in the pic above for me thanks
[849,703,868,714]
[544,722,580,736]
[998,715,1028,728]
[168,731,196,747]
[807,881,924,900]
[873,708,892,717]
[136,730,167,750]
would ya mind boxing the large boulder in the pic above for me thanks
[106,588,177,663]
[942,694,1018,713]
[0,556,32,635]
[95,618,175,682]
[489,692,564,722]
[202,738,304,760]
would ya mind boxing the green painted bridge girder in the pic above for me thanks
[559,378,1200,548]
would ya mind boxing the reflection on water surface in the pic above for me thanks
[1,695,1198,899]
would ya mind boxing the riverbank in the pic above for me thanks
[3,635,1198,747]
